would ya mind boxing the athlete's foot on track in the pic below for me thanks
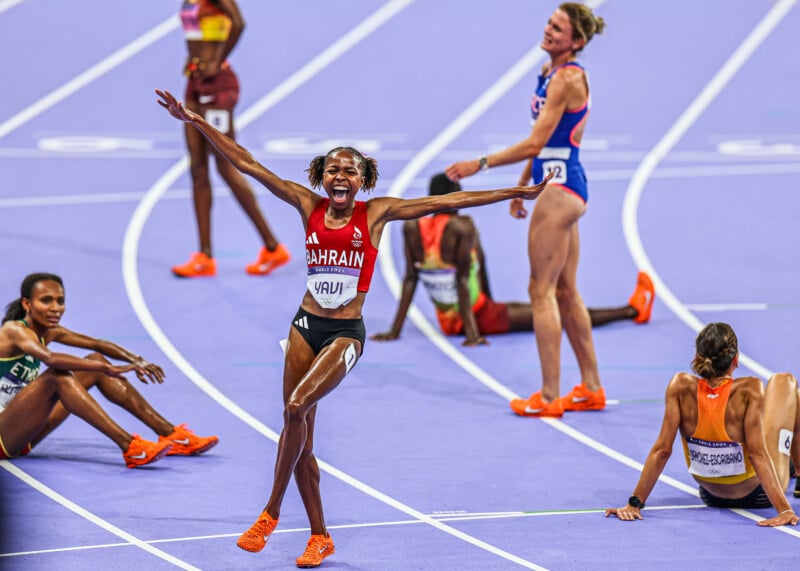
[510,391,564,418]
[628,271,655,324]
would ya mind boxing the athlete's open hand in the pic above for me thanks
[370,331,399,342]
[462,335,489,347]
[131,358,166,385]
[155,89,197,123]
[605,505,643,521]
[757,510,798,527]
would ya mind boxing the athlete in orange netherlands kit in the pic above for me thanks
[606,323,800,527]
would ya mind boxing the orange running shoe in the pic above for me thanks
[245,244,290,276]
[296,534,335,568]
[124,435,172,468]
[510,391,564,418]
[172,252,217,278]
[561,384,606,412]
[628,271,655,324]
[237,511,278,553]
[159,424,218,456]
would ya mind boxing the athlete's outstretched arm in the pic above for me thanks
[605,374,683,522]
[47,326,165,384]
[2,322,135,380]
[374,172,553,226]
[155,89,317,214]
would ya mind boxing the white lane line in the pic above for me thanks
[0,504,708,559]
[122,2,549,570]
[0,461,200,569]
[622,0,797,382]
[0,0,24,15]
[377,0,800,538]
[0,15,179,141]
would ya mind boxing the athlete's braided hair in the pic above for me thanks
[3,273,64,323]
[559,2,606,53]
[305,147,379,193]
[691,322,738,379]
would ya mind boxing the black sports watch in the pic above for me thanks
[628,495,646,509]
[478,156,489,172]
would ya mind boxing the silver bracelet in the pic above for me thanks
[778,509,795,516]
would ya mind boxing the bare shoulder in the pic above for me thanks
[554,64,586,89]
[667,373,697,396]
[732,376,764,399]
[0,320,34,355]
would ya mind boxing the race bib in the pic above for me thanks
[686,437,746,478]
[418,267,458,306]
[0,377,23,411]
[307,266,360,308]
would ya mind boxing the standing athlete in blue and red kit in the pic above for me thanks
[446,3,638,419]
[156,88,553,568]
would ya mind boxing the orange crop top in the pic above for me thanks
[681,378,756,484]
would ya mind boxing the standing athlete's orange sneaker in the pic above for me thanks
[245,244,290,276]
[510,391,564,418]
[123,435,172,468]
[237,511,278,553]
[628,271,655,324]
[560,384,606,412]
[159,424,218,456]
[172,252,217,278]
[296,534,335,568]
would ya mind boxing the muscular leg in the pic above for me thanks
[185,112,213,257]
[556,223,601,393]
[263,329,360,524]
[527,187,587,402]
[292,406,327,535]
[0,370,132,455]
[763,373,799,489]
[214,123,279,251]
[30,353,173,447]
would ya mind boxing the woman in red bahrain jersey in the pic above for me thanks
[155,87,553,567]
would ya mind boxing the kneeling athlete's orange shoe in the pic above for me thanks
[560,384,606,412]
[628,271,655,324]
[124,435,172,468]
[237,511,278,553]
[510,392,564,418]
[159,423,218,456]
[172,252,217,278]
[245,244,290,276]
[296,534,335,568]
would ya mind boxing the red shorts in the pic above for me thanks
[436,297,510,336]
[0,435,32,459]
[184,65,240,111]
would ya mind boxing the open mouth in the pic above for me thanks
[332,185,349,203]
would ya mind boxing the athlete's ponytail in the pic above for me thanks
[559,3,606,52]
